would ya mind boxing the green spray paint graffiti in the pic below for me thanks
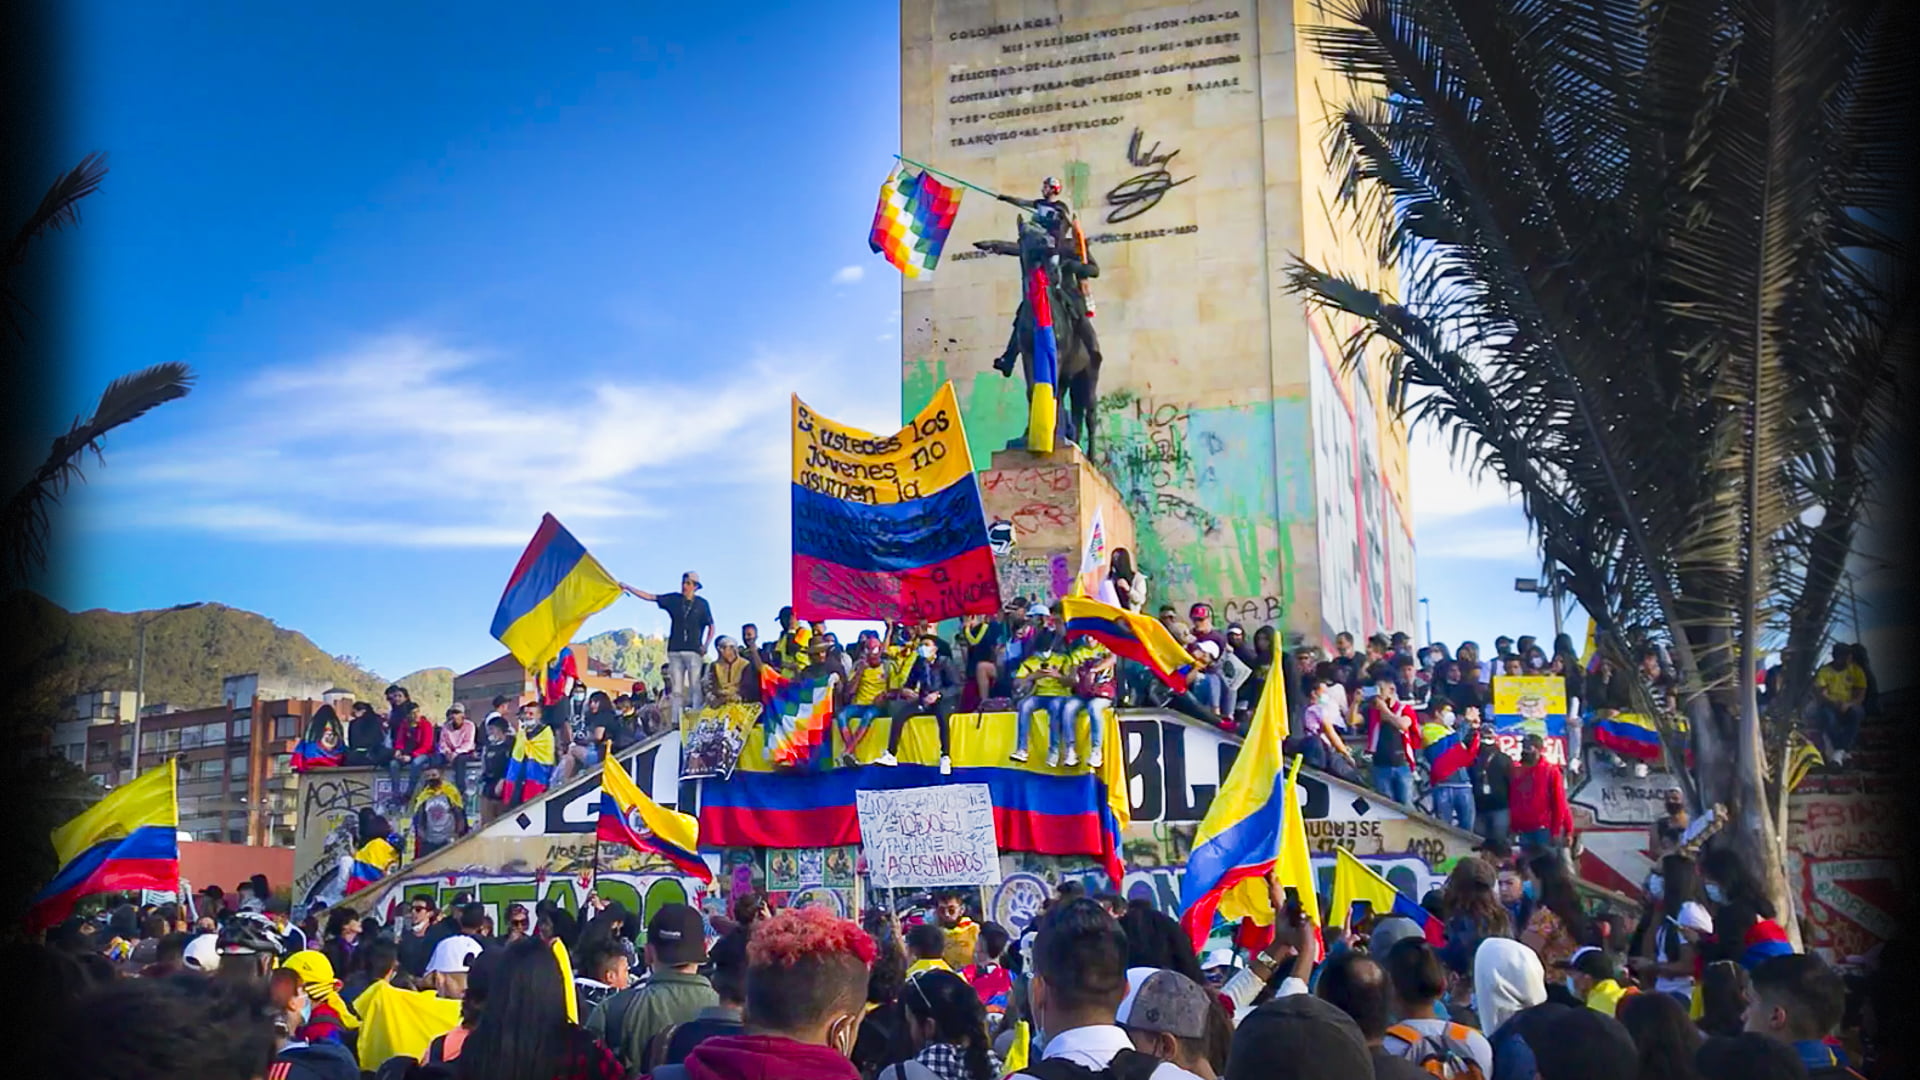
[906,360,1315,623]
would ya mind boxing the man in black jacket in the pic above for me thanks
[878,634,960,775]
[1470,716,1512,845]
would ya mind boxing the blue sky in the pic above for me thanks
[46,2,1576,678]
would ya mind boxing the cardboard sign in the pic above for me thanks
[1492,675,1567,737]
[855,784,1002,889]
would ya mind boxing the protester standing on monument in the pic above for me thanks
[440,703,478,798]
[957,611,1006,711]
[621,572,714,728]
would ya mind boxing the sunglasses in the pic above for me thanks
[411,904,431,913]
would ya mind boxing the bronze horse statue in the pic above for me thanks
[974,216,1103,454]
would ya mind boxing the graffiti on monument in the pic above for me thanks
[375,871,701,931]
[1570,752,1682,828]
[1787,792,1904,961]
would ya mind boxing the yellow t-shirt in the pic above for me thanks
[886,645,915,690]
[906,957,953,977]
[1814,661,1866,703]
[849,662,891,706]
[1018,651,1074,698]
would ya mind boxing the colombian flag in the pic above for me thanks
[490,514,623,672]
[1591,712,1663,761]
[1024,261,1058,453]
[1741,920,1794,968]
[1095,702,1130,887]
[289,740,344,772]
[343,835,398,896]
[1178,671,1304,950]
[29,765,179,931]
[543,647,581,707]
[790,383,999,623]
[504,725,557,803]
[1061,595,1194,692]
[1420,722,1478,785]
[1328,845,1445,944]
[597,753,711,881]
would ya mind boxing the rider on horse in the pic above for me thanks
[992,177,1102,376]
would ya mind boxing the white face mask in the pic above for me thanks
[919,645,936,659]
[1705,882,1725,903]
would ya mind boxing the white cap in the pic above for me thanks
[427,934,485,974]
[1195,640,1221,659]
[1201,948,1238,970]
[182,932,219,972]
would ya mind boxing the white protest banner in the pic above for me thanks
[855,784,1002,889]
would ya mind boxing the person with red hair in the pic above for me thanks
[680,907,877,1080]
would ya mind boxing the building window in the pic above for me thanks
[274,715,297,740]
[89,742,107,763]
[232,716,250,739]
[179,729,202,749]
[228,756,248,779]
[202,722,226,744]
[162,728,181,750]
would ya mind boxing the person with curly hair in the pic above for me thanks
[681,906,877,1080]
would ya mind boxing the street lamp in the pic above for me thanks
[1512,577,1564,641]
[1419,597,1432,646]
[131,602,205,781]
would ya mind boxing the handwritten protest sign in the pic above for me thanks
[791,382,1000,622]
[855,784,1002,889]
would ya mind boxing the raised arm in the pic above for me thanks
[619,582,657,602]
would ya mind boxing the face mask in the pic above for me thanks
[919,645,936,659]
[1523,881,1537,900]
[1705,883,1725,903]
[1564,976,1580,998]
[1646,873,1665,900]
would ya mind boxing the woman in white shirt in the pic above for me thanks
[1108,548,1148,613]
[1630,854,1712,1002]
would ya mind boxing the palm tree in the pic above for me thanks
[2,154,194,587]
[1285,0,1909,929]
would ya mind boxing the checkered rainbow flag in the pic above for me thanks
[868,165,963,278]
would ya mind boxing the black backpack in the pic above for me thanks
[1017,1049,1163,1080]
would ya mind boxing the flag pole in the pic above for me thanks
[892,154,1004,200]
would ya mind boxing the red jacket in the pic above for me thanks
[1508,759,1573,838]
[396,716,436,758]
[685,1035,861,1080]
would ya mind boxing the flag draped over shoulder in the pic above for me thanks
[598,752,711,881]
[491,514,623,671]
[29,765,179,931]
[343,834,398,896]
[1061,595,1193,692]
[505,725,557,803]
[1178,668,1294,950]
[543,647,581,706]
[1328,845,1444,944]
[289,739,344,772]
[790,383,999,623]
[350,981,462,1071]
[869,166,962,277]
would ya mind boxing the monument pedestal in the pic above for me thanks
[979,445,1136,606]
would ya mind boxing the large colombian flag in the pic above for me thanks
[28,764,179,931]
[1591,711,1664,762]
[1328,845,1445,944]
[597,752,712,881]
[791,382,999,623]
[1178,670,1315,950]
[491,514,623,672]
[1061,595,1194,692]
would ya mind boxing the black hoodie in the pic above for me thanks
[272,1039,361,1080]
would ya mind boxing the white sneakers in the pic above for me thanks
[940,755,952,775]
[876,751,898,767]
[1088,747,1103,769]
[1065,747,1079,768]
[1010,748,1029,763]
[1045,750,1061,769]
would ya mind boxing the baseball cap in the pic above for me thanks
[1189,603,1211,620]
[182,932,219,972]
[426,934,485,975]
[682,571,702,589]
[447,702,466,715]
[280,949,338,986]
[648,903,709,965]
[1026,602,1049,617]
[1116,967,1210,1040]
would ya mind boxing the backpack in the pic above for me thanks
[1385,1022,1486,1080]
[1017,1049,1164,1080]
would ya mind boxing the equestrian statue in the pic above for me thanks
[974,176,1104,455]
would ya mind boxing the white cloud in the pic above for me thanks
[831,264,866,285]
[78,333,809,547]
[1408,421,1515,523]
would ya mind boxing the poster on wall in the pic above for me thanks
[855,784,1002,889]
[1491,675,1568,765]
[680,704,757,780]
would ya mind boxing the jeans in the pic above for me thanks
[396,753,443,800]
[1515,827,1553,851]
[1433,784,1476,832]
[1189,673,1225,715]
[1565,712,1584,765]
[1814,701,1864,754]
[1371,764,1415,806]
[837,704,883,755]
[444,752,477,802]
[668,650,705,726]
[887,696,953,757]
[1015,696,1068,755]
[1476,807,1511,845]
[1060,697,1110,755]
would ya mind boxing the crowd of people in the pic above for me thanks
[16,843,1900,1080]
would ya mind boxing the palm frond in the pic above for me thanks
[8,153,107,269]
